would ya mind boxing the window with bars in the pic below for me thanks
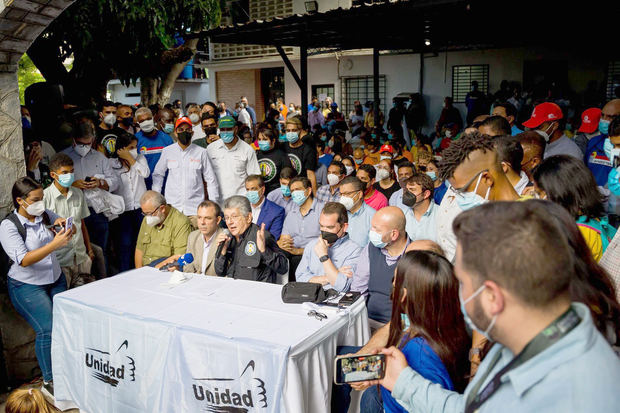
[606,61,620,100]
[312,84,335,102]
[452,65,489,103]
[341,76,387,119]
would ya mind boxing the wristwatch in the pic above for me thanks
[319,255,330,263]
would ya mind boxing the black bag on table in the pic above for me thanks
[281,282,327,304]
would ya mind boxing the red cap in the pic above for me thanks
[522,102,563,129]
[380,144,394,154]
[577,108,602,133]
[175,116,192,129]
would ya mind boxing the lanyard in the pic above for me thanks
[464,307,580,413]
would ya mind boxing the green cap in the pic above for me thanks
[218,116,236,128]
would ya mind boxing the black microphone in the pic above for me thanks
[215,229,232,257]
[159,253,194,271]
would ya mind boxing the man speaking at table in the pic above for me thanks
[214,196,288,283]
[296,202,362,292]
[135,191,192,269]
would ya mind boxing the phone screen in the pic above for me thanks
[334,354,385,384]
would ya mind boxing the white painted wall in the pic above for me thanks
[292,0,351,14]
[107,80,211,107]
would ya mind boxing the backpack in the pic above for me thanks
[576,215,617,254]
[0,211,51,291]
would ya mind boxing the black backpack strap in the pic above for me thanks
[4,213,26,242]
[41,211,51,227]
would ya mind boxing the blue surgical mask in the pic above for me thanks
[280,185,291,197]
[57,172,75,188]
[258,140,271,151]
[604,138,613,161]
[459,284,497,341]
[400,313,410,331]
[286,131,299,143]
[456,173,490,211]
[320,135,327,142]
[368,230,387,248]
[291,190,308,205]
[426,171,437,181]
[220,131,235,143]
[608,167,620,196]
[245,190,260,205]
[163,123,174,134]
[599,119,610,135]
[279,134,287,142]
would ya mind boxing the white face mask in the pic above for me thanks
[129,149,138,158]
[327,173,341,186]
[23,199,45,217]
[139,119,155,133]
[339,195,356,211]
[376,168,390,181]
[103,113,116,127]
[535,123,555,142]
[189,113,200,124]
[345,165,355,176]
[145,214,162,226]
[74,143,91,157]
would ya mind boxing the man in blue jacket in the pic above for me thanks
[585,99,620,186]
[245,175,285,240]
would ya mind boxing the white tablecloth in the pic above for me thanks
[51,267,369,413]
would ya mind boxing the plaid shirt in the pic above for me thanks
[600,230,620,303]
[315,184,341,204]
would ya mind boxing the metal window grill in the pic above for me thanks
[606,61,620,100]
[312,84,335,101]
[341,75,387,119]
[452,64,489,103]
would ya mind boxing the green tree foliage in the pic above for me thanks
[17,54,45,105]
[28,0,220,105]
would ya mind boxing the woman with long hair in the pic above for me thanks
[5,388,60,413]
[380,250,470,412]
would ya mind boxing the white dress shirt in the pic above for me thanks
[152,143,219,216]
[206,138,261,202]
[238,108,252,128]
[435,185,463,262]
[251,198,264,224]
[111,155,149,211]
[201,232,216,274]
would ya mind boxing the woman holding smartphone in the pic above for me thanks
[379,250,470,413]
[0,176,73,398]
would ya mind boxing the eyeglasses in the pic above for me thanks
[223,214,244,223]
[452,170,488,196]
[339,190,360,198]
[307,310,328,321]
[142,204,162,216]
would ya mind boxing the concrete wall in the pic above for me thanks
[108,80,211,108]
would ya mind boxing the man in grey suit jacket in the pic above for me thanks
[181,200,224,276]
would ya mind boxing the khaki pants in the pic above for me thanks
[61,256,92,289]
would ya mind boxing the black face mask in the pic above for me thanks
[321,231,340,245]
[402,190,417,207]
[177,131,192,145]
[121,117,133,127]
[204,126,217,136]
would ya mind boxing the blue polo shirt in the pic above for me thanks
[584,134,612,186]
[136,130,174,189]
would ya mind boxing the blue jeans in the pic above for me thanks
[331,346,385,413]
[8,274,67,381]
[111,209,143,273]
[85,208,109,251]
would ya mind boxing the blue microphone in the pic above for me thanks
[159,253,194,271]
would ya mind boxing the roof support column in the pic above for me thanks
[373,48,380,130]
[300,45,308,118]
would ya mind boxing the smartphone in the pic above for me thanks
[339,291,361,307]
[334,354,386,385]
[85,176,93,182]
[65,217,74,232]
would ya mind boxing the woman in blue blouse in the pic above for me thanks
[381,250,470,412]
[0,177,73,397]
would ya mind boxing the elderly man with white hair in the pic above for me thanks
[214,196,287,283]
[134,106,174,189]
[134,190,192,268]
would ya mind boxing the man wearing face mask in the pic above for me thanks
[155,108,176,136]
[585,99,620,186]
[279,176,323,281]
[96,100,125,144]
[192,113,219,148]
[284,117,318,194]
[338,176,376,248]
[296,202,361,292]
[186,103,205,141]
[135,191,192,268]
[522,102,582,160]
[494,135,530,195]
[350,206,409,329]
[244,175,285,240]
[403,174,438,242]
[134,107,174,189]
[62,117,119,254]
[517,131,546,182]
[388,161,415,214]
[435,132,519,261]
[152,117,219,226]
[316,161,346,203]
[116,105,136,134]
[206,116,260,202]
[375,201,620,413]
[356,164,388,211]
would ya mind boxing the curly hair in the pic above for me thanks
[438,131,496,181]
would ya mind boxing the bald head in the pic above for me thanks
[405,239,445,256]
[602,99,620,121]
[373,206,406,233]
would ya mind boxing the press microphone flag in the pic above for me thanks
[159,253,194,271]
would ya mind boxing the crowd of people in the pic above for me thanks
[3,85,620,412]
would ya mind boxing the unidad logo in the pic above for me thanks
[84,340,136,387]
[192,360,267,412]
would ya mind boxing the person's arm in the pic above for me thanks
[294,246,314,282]
[214,231,232,276]
[81,220,94,260]
[202,151,220,204]
[100,155,119,192]
[246,148,261,176]
[256,226,288,274]
[172,219,192,256]
[133,155,151,178]
[307,170,318,195]
[359,322,390,354]
[350,245,370,295]
[151,152,167,193]
[134,248,144,268]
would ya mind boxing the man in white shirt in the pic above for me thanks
[187,103,205,141]
[237,102,252,129]
[206,116,260,201]
[152,116,219,228]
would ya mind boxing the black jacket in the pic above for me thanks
[214,224,288,283]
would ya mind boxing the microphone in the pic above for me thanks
[215,229,231,257]
[159,253,194,271]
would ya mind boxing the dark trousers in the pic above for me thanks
[283,252,302,282]
[331,346,384,413]
[85,208,109,255]
[110,209,143,273]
